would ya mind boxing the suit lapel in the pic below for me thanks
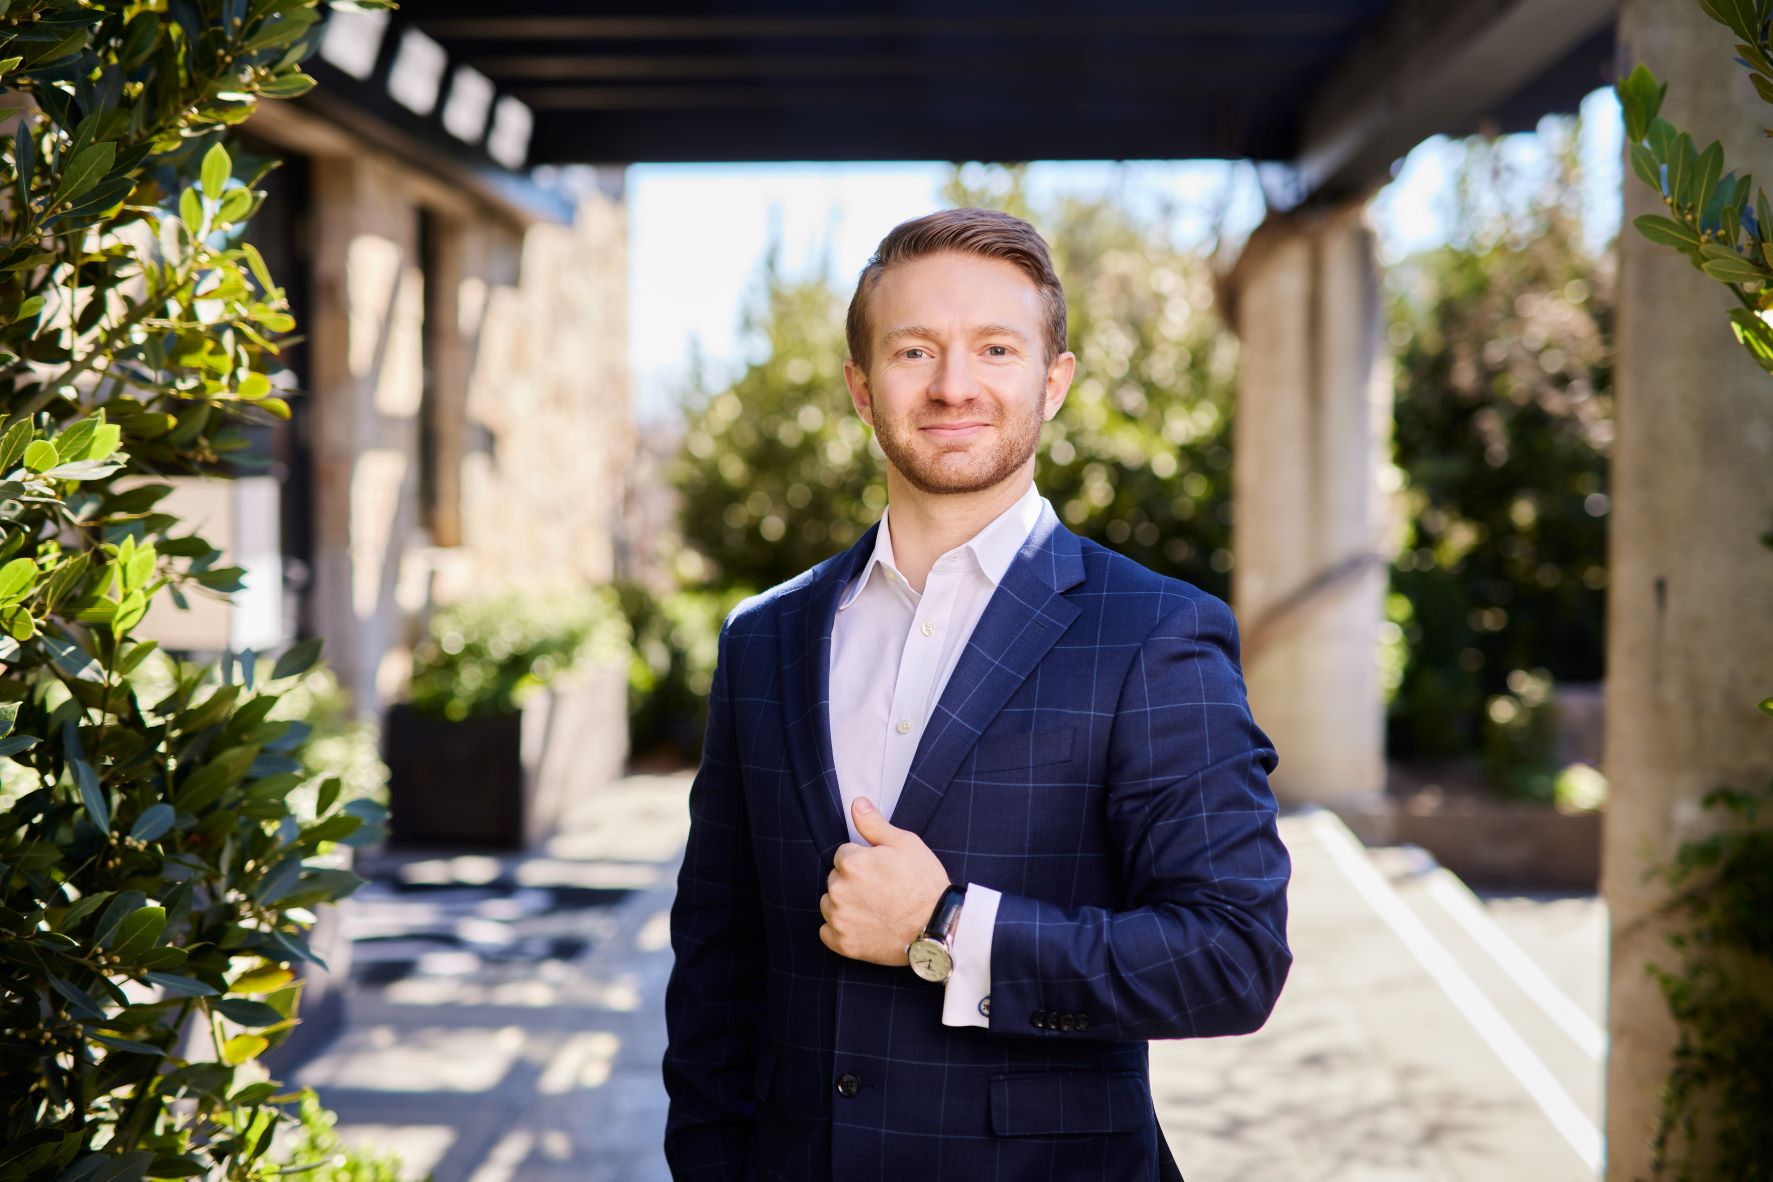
[888,506,1085,838]
[778,525,876,859]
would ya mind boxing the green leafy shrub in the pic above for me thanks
[618,581,755,760]
[407,588,632,721]
[1479,668,1560,804]
[0,0,392,1175]
[271,1091,423,1182]
[1646,781,1773,1181]
[1385,127,1612,766]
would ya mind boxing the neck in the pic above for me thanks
[882,463,1032,594]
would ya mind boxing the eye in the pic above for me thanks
[985,345,1011,357]
[902,347,930,360]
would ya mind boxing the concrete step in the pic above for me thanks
[1151,810,1604,1182]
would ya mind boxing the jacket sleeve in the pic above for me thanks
[986,592,1293,1042]
[663,618,767,1178]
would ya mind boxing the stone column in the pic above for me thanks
[1605,4,1773,1178]
[306,153,426,716]
[1229,204,1391,810]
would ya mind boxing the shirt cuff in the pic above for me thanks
[940,884,1002,1028]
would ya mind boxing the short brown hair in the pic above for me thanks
[845,207,1067,373]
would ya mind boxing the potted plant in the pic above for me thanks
[385,587,631,849]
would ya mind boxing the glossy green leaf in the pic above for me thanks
[200,142,231,201]
[1617,64,1667,142]
[219,1033,267,1065]
[48,141,115,209]
[213,997,285,1027]
[0,556,34,603]
[129,803,175,842]
[143,972,216,998]
[71,753,109,832]
[1634,214,1703,252]
[0,418,32,472]
[1702,253,1770,283]
[228,964,292,994]
[22,439,58,471]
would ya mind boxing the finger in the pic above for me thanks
[833,841,862,870]
[851,796,899,846]
[818,892,833,922]
[818,923,837,953]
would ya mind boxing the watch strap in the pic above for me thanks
[923,884,966,943]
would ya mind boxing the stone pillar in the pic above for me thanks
[1229,204,1390,810]
[1605,4,1773,1178]
[306,153,426,716]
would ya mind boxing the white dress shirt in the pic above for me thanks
[828,481,1044,1029]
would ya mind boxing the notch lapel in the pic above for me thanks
[777,525,876,859]
[888,506,1085,837]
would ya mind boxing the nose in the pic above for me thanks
[927,348,981,405]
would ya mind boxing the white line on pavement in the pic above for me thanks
[1305,810,1603,1175]
[1422,868,1608,1061]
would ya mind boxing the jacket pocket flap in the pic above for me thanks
[989,1071,1149,1136]
[973,727,1075,773]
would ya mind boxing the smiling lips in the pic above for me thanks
[920,421,992,439]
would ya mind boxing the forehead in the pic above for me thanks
[867,251,1044,338]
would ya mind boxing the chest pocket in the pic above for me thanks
[971,726,1075,773]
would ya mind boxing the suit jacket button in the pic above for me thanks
[1031,1011,1047,1030]
[836,1072,861,1099]
[1060,1013,1076,1032]
[1076,1013,1090,1031]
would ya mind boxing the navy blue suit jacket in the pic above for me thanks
[663,504,1292,1181]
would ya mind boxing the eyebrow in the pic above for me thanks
[880,323,1032,347]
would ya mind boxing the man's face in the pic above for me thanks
[843,251,1075,496]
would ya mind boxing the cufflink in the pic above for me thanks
[978,995,991,1018]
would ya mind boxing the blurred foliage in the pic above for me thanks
[618,581,755,760]
[271,1091,425,1182]
[268,662,387,818]
[1385,126,1613,781]
[407,588,632,721]
[674,164,1239,599]
[0,2,397,1176]
[1646,780,1773,1182]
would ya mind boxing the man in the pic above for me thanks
[663,207,1291,1181]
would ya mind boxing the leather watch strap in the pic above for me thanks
[923,884,966,943]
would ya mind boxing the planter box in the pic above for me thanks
[384,664,628,850]
[1341,793,1601,892]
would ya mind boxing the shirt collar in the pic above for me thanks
[838,482,1044,610]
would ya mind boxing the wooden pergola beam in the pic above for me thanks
[1284,0,1616,209]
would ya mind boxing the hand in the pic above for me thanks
[817,797,953,966]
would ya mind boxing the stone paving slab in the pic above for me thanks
[294,773,1604,1182]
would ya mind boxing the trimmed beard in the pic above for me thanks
[870,384,1045,496]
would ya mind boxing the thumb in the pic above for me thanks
[852,796,899,845]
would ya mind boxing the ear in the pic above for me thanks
[843,358,875,428]
[1042,351,1077,422]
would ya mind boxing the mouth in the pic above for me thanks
[919,422,992,439]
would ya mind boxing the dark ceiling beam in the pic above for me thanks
[465,49,1323,82]
[525,103,1292,165]
[1284,0,1616,209]
[416,12,1366,40]
[513,85,1291,111]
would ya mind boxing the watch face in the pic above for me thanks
[908,938,953,983]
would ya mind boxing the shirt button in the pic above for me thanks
[921,620,935,636]
[836,1072,862,1098]
[896,718,912,734]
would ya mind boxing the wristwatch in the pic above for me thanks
[907,885,966,983]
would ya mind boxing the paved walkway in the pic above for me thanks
[292,773,1606,1182]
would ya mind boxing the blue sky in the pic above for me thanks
[627,88,1623,424]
